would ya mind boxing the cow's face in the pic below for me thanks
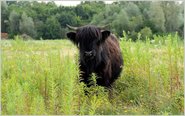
[67,26,110,62]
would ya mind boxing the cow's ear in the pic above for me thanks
[66,32,77,44]
[101,30,110,41]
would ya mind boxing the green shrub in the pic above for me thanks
[140,27,152,40]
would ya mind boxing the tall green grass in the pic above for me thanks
[1,34,184,115]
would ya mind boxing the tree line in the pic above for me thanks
[1,1,184,40]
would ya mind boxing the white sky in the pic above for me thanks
[40,1,114,6]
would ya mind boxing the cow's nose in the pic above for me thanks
[84,51,93,57]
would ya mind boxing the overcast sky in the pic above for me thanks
[41,1,113,6]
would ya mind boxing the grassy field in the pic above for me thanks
[1,34,184,115]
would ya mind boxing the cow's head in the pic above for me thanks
[66,24,110,62]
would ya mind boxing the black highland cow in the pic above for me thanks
[66,24,123,88]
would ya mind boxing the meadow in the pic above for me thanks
[1,33,184,115]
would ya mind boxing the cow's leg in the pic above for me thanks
[80,71,91,87]
[79,71,91,95]
[103,61,112,88]
[102,63,115,101]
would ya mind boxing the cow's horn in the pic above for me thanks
[66,24,78,31]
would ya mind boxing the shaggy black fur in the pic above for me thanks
[67,25,123,88]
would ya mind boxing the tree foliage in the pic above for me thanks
[1,1,9,33]
[112,9,129,36]
[147,2,165,33]
[8,10,20,38]
[1,1,184,40]
[43,16,62,39]
[161,2,184,33]
[19,12,37,38]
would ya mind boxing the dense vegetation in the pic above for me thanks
[1,1,184,40]
[1,33,184,115]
